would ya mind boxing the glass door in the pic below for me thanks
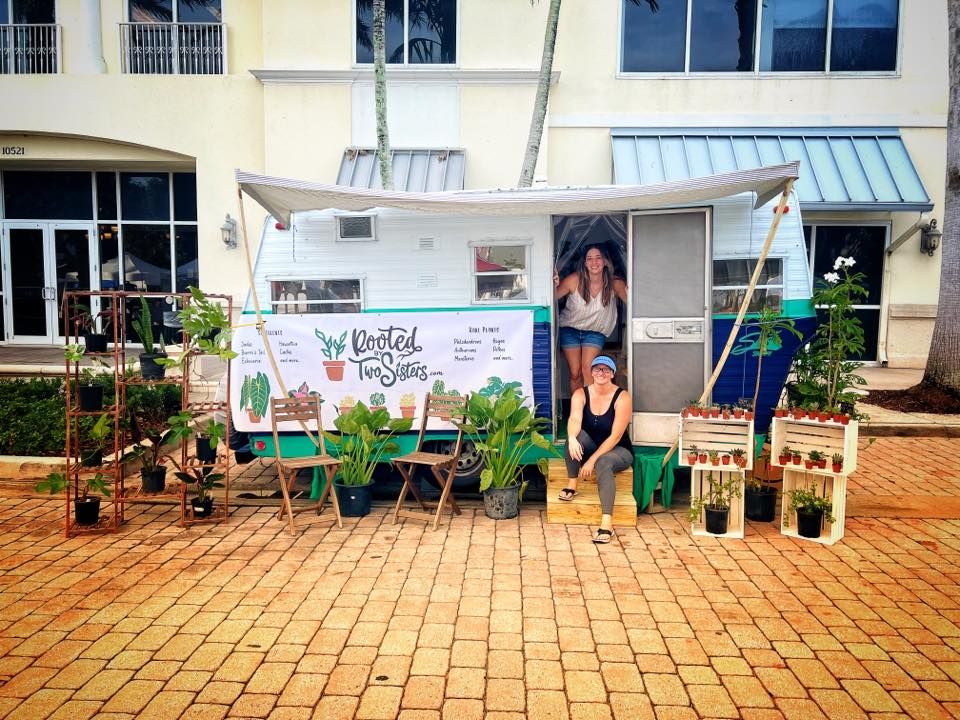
[1,223,96,343]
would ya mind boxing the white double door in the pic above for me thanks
[1,222,98,344]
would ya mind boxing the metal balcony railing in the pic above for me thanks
[119,22,225,75]
[0,24,60,74]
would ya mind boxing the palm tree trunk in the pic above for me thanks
[373,0,393,190]
[518,0,561,188]
[924,0,960,389]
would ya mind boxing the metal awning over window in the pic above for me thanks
[611,128,932,212]
[337,148,465,192]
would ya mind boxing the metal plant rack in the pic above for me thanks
[62,290,233,536]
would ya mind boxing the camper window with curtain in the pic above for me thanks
[712,258,784,313]
[270,279,363,314]
[472,244,529,303]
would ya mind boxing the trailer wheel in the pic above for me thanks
[420,439,484,492]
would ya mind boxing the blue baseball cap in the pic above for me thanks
[591,355,616,372]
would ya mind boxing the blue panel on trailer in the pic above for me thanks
[710,316,817,434]
[532,321,553,419]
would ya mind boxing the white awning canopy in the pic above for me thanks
[236,162,800,225]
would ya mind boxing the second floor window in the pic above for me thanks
[621,0,899,74]
[356,0,457,65]
[122,0,223,74]
[1,0,58,75]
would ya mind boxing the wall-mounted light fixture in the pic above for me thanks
[221,214,238,249]
[920,219,942,256]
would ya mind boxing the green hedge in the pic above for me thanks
[0,378,182,457]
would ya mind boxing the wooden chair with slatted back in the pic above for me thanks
[391,393,469,530]
[270,396,343,535]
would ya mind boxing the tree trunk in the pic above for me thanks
[924,0,960,390]
[373,0,393,190]
[518,0,561,188]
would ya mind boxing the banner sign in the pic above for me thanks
[231,311,535,432]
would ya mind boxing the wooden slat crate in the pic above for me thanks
[780,469,847,545]
[689,469,745,539]
[546,459,636,526]
[678,417,754,471]
[769,418,859,474]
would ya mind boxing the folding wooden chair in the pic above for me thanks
[270,396,343,534]
[392,393,469,530]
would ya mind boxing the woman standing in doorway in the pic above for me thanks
[555,244,628,393]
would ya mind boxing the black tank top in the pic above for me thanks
[582,386,632,451]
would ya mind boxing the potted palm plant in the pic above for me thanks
[132,296,167,380]
[37,471,112,526]
[688,470,742,535]
[325,403,413,517]
[785,481,835,538]
[457,387,557,520]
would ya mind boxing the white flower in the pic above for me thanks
[843,257,856,267]
[833,256,855,270]
[823,272,841,284]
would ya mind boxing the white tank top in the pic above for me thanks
[559,287,617,336]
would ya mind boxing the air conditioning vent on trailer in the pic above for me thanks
[337,215,376,241]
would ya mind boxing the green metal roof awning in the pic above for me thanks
[611,128,933,212]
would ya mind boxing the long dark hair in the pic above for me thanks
[578,245,614,306]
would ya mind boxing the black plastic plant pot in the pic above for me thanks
[139,353,167,380]
[196,436,217,464]
[335,481,373,517]
[191,497,214,518]
[77,384,104,412]
[704,506,729,535]
[744,486,777,522]
[796,508,824,538]
[140,468,166,493]
[83,333,108,353]
[81,449,103,468]
[74,497,101,526]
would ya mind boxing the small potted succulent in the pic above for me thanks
[399,393,417,419]
[774,404,788,418]
[791,449,802,466]
[708,450,720,466]
[721,451,731,466]
[806,449,826,470]
[777,445,792,466]
[686,444,699,466]
[784,482,835,538]
[689,470,742,535]
[338,395,356,416]
[709,405,721,419]
[36,470,112,526]
[721,405,731,420]
[368,392,387,412]
[731,447,747,469]
[688,401,702,417]
[732,405,744,420]
[831,453,844,473]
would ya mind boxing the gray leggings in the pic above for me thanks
[563,430,633,515]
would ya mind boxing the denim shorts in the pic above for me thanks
[558,326,607,350]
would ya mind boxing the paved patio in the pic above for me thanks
[0,438,958,718]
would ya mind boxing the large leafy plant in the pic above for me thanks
[325,403,413,486]
[688,470,742,523]
[131,296,158,354]
[158,287,236,367]
[457,387,557,493]
[37,471,111,500]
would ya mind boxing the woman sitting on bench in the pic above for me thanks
[558,355,633,544]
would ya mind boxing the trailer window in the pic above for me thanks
[472,245,529,303]
[270,279,363,314]
[712,258,783,313]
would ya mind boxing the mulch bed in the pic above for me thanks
[867,380,960,414]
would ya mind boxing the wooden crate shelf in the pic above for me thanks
[546,459,636,526]
[679,417,754,471]
[780,469,847,545]
[769,418,858,475]
[689,469,745,539]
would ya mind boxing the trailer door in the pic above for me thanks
[629,209,711,445]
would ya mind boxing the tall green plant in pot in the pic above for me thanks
[37,471,111,526]
[325,402,413,517]
[458,387,557,520]
[156,287,237,369]
[132,296,167,380]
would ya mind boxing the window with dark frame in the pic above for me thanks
[712,258,784,314]
[473,245,529,303]
[269,279,364,314]
[355,0,457,65]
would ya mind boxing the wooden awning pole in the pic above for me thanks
[661,179,795,468]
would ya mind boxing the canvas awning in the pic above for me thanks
[237,162,800,225]
[611,128,932,212]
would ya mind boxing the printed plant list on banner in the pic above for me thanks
[231,311,534,431]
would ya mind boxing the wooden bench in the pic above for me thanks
[546,459,637,526]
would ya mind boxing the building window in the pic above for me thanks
[472,245,529,303]
[269,279,364,314]
[712,258,784,314]
[355,0,457,65]
[621,0,899,74]
[0,0,59,75]
[121,0,224,74]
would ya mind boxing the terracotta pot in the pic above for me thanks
[709,408,720,418]
[734,457,747,468]
[804,460,814,469]
[710,458,720,466]
[778,455,790,465]
[775,409,786,418]
[323,360,346,381]
[818,413,829,423]
[681,408,689,418]
[698,453,708,464]
[690,407,700,417]
[401,406,416,419]
[792,455,802,465]
[733,409,743,419]
[339,405,355,416]
[247,410,262,423]
[721,455,731,465]
[832,463,843,473]
[817,459,827,469]
[839,415,850,426]
[722,411,731,420]
[745,411,754,420]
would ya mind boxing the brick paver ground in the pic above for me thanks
[0,437,959,718]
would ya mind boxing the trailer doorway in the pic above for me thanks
[552,214,629,432]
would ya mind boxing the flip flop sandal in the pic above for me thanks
[558,488,578,501]
[592,528,615,544]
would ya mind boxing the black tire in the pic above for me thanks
[419,439,484,493]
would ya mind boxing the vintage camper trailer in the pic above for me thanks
[232,164,815,488]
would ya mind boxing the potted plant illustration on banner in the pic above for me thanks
[399,393,417,419]
[240,372,270,423]
[315,329,348,381]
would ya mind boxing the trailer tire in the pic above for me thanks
[419,439,484,493]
